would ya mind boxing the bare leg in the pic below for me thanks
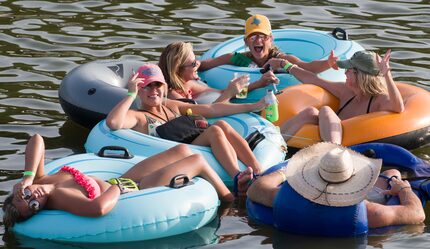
[137,154,234,202]
[318,106,342,144]
[191,125,239,178]
[121,144,192,179]
[213,121,261,174]
[280,107,319,142]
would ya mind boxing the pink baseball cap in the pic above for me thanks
[136,64,167,88]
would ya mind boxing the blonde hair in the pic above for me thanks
[2,194,32,229]
[356,70,388,96]
[159,42,193,96]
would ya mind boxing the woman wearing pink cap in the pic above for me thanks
[107,63,267,194]
[199,14,338,87]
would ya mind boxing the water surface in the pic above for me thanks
[1,1,430,248]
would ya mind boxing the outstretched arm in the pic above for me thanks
[377,50,404,113]
[366,177,425,228]
[169,97,268,118]
[281,51,338,74]
[106,73,140,130]
[199,53,234,71]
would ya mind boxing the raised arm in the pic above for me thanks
[13,134,46,198]
[366,177,425,228]
[106,73,140,130]
[377,50,404,113]
[198,53,234,71]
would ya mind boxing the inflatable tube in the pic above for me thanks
[59,60,143,128]
[246,143,430,236]
[14,216,220,248]
[199,28,364,103]
[271,83,430,150]
[85,112,288,187]
[13,148,219,243]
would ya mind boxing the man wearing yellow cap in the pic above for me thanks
[199,14,338,90]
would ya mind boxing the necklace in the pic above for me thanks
[142,105,170,122]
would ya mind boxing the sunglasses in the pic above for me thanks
[182,60,198,68]
[138,81,164,90]
[248,34,270,42]
[23,188,40,212]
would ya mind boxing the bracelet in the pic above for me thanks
[127,92,137,99]
[23,171,35,177]
[283,62,293,72]
[276,170,287,183]
[399,186,411,192]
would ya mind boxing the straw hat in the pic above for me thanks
[285,143,382,207]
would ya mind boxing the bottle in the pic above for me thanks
[265,89,279,122]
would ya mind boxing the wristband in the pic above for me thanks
[283,62,293,72]
[23,171,35,177]
[127,92,137,99]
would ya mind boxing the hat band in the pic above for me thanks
[318,170,354,184]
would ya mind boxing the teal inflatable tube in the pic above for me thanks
[85,113,288,187]
[13,151,219,243]
[199,28,364,103]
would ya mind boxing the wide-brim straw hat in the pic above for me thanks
[285,143,382,207]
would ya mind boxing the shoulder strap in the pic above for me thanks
[141,106,170,122]
[367,96,374,114]
[336,95,355,115]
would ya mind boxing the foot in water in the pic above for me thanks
[237,167,254,197]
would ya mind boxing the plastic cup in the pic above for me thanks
[234,73,250,99]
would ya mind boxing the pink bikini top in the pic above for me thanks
[59,166,101,200]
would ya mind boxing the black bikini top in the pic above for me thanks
[336,95,374,116]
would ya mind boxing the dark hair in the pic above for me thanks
[2,194,31,229]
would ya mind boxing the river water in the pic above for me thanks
[1,0,430,248]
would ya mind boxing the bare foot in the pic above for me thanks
[237,167,254,197]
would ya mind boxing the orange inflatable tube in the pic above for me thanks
[267,83,430,150]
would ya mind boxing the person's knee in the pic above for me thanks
[319,106,336,118]
[213,120,231,131]
[207,124,226,139]
[303,106,319,116]
[171,144,192,155]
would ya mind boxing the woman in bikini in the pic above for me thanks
[3,133,255,229]
[106,63,266,187]
[265,49,404,144]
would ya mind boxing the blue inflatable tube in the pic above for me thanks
[246,143,430,237]
[13,150,219,243]
[199,28,364,103]
[85,113,288,187]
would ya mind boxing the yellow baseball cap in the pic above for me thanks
[245,14,271,38]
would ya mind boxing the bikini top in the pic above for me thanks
[59,166,101,200]
[141,106,180,137]
[336,95,374,116]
